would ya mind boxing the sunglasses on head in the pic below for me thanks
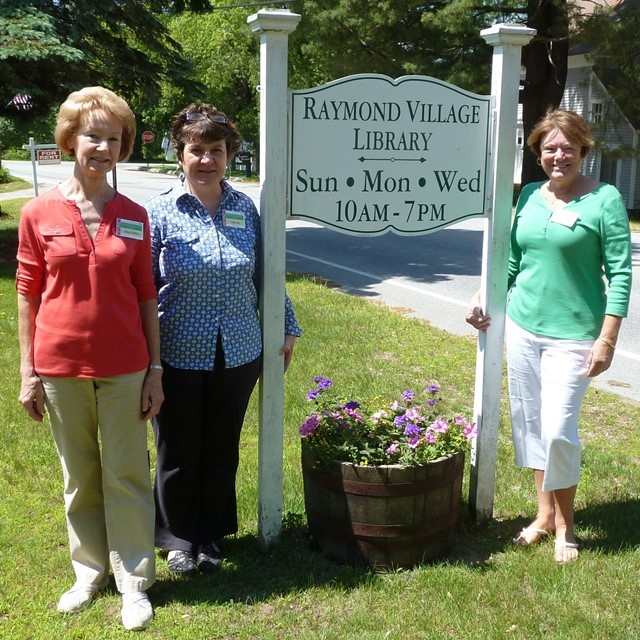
[185,111,229,125]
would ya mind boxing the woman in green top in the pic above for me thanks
[466,109,632,564]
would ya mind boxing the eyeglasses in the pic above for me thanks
[185,112,229,125]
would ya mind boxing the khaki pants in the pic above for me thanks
[42,370,155,593]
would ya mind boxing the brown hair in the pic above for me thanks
[527,108,595,159]
[54,86,136,162]
[170,103,242,162]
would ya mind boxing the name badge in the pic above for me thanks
[223,210,245,229]
[116,218,144,240]
[550,209,579,229]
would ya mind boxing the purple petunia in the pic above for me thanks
[394,415,409,429]
[299,414,320,436]
[387,443,400,454]
[313,376,333,390]
[403,423,422,437]
[306,389,320,401]
[427,384,440,393]
[401,389,415,403]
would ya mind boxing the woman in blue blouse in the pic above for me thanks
[146,104,302,574]
[466,109,632,564]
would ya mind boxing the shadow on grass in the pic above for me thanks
[450,496,640,567]
[576,498,640,552]
[148,508,538,609]
[150,516,376,608]
[0,227,17,279]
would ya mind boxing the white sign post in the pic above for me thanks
[469,25,535,520]
[289,76,492,235]
[248,8,301,549]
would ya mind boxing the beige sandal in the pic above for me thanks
[554,540,579,564]
[512,527,551,547]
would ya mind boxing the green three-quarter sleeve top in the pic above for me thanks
[507,181,632,340]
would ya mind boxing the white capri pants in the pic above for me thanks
[506,316,594,492]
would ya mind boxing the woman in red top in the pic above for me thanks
[16,87,163,631]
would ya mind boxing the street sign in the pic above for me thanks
[22,137,61,196]
[141,131,155,143]
[36,148,61,165]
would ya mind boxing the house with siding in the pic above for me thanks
[515,0,639,209]
[562,48,639,209]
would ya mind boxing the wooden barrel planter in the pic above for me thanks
[301,450,465,569]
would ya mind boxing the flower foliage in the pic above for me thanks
[300,376,477,469]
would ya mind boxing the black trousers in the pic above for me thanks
[152,340,261,551]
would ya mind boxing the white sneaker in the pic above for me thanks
[121,592,153,631]
[57,577,109,614]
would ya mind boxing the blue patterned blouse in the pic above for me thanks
[146,178,302,370]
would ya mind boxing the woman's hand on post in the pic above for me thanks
[142,368,164,420]
[465,290,491,331]
[280,335,296,373]
[19,374,46,422]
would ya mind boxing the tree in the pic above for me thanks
[166,5,261,144]
[0,3,83,111]
[521,0,569,185]
[574,0,640,141]
[293,0,574,185]
[294,0,508,95]
[0,0,199,152]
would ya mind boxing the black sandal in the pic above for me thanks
[197,542,222,572]
[167,549,197,574]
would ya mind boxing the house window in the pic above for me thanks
[599,154,618,185]
[592,102,603,124]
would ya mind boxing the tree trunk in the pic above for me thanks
[520,0,570,186]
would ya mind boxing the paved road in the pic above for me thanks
[4,160,639,402]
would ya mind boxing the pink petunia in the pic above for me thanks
[405,407,424,422]
[430,418,450,433]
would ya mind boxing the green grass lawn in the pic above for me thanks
[1,197,639,639]
[0,178,30,194]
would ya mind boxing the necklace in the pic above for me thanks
[545,175,582,207]
[547,188,572,206]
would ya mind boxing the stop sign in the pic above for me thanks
[141,131,155,143]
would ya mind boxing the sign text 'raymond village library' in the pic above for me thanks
[288,75,494,236]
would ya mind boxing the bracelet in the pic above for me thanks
[148,364,164,371]
[597,336,616,350]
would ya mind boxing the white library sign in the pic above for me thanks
[289,74,493,235]
[248,9,534,544]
